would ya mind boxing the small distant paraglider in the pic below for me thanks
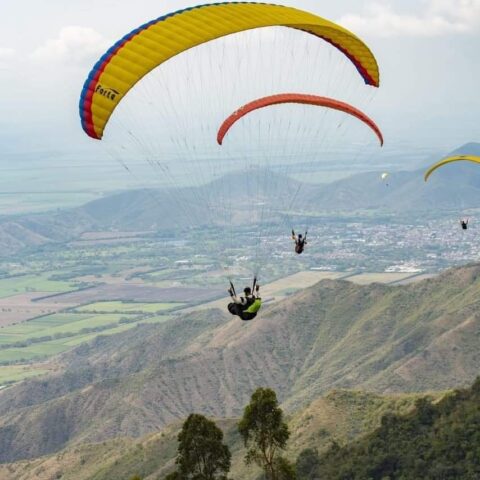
[381,172,390,186]
[292,230,308,254]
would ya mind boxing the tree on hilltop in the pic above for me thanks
[168,413,231,480]
[238,388,291,480]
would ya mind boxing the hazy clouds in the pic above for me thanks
[30,26,111,65]
[340,0,480,37]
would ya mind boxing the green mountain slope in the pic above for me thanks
[314,378,480,479]
[0,265,478,463]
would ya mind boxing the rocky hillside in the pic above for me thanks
[0,264,478,464]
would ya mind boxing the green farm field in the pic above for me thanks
[0,365,51,385]
[75,301,184,313]
[0,343,68,363]
[0,313,138,342]
[0,274,77,299]
[0,312,172,371]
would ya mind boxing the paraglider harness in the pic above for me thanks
[228,278,262,321]
[292,230,307,254]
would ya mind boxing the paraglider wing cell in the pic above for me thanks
[424,155,480,182]
[79,2,380,140]
[217,94,384,146]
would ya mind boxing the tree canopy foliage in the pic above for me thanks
[172,413,231,480]
[239,387,290,480]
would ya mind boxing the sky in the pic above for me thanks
[1,0,480,185]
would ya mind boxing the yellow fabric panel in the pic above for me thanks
[86,3,379,139]
[424,155,480,181]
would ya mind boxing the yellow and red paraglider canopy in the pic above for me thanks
[79,2,380,140]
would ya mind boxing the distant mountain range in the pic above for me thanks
[1,142,480,255]
[304,142,480,212]
[0,263,478,464]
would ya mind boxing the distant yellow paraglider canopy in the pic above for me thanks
[424,155,480,182]
[79,2,380,140]
[381,172,389,181]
